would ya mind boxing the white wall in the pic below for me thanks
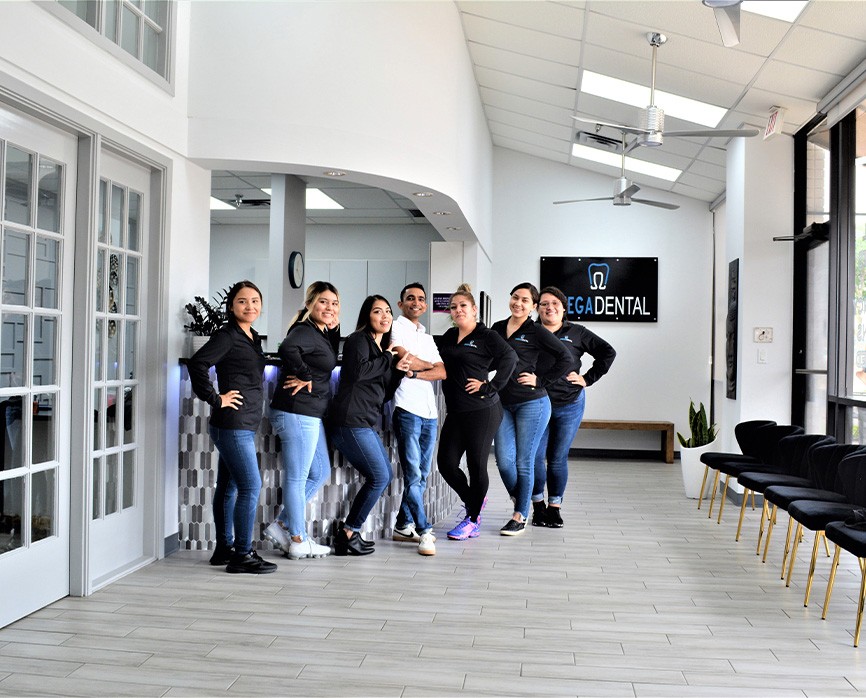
[493,148,715,449]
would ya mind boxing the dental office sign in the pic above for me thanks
[539,256,657,322]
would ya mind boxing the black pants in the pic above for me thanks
[437,402,503,520]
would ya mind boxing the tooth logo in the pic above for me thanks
[588,263,610,290]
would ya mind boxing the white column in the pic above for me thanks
[267,175,306,350]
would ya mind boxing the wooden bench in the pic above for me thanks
[580,419,675,464]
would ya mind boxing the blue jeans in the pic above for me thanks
[392,407,436,533]
[208,426,261,555]
[331,426,392,532]
[495,396,552,519]
[533,391,585,505]
[270,409,331,538]
[213,455,238,548]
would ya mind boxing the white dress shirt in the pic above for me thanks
[390,314,442,419]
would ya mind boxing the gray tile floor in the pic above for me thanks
[3,458,866,696]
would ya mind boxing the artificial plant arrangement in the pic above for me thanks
[184,290,228,336]
[676,399,718,448]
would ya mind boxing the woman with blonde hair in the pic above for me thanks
[263,281,340,559]
[435,284,517,540]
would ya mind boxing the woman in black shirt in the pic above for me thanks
[436,284,517,541]
[187,280,276,574]
[491,282,571,536]
[329,295,404,555]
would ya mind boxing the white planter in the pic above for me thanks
[680,439,718,499]
[189,335,210,355]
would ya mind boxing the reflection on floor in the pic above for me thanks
[2,457,866,696]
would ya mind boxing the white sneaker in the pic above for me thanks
[418,532,436,556]
[288,538,331,559]
[393,524,420,543]
[263,521,291,553]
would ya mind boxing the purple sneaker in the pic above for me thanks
[447,517,480,540]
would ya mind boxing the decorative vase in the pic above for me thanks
[189,335,210,355]
[680,439,718,499]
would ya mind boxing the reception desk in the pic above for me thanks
[177,361,458,552]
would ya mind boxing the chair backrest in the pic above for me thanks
[735,420,777,458]
[809,443,866,493]
[835,452,866,505]
[771,433,835,476]
[751,424,805,464]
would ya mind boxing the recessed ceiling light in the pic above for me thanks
[261,187,272,195]
[210,196,234,210]
[413,191,434,197]
[581,71,726,128]
[323,170,346,177]
[571,143,682,182]
[306,188,343,210]
[743,0,807,22]
[433,211,452,216]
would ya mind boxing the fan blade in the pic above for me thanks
[631,197,680,210]
[713,4,741,48]
[572,114,651,136]
[553,197,614,205]
[618,183,641,198]
[665,128,759,138]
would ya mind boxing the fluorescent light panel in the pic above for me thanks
[210,196,234,210]
[743,1,808,22]
[581,71,727,128]
[260,187,344,210]
[571,143,682,182]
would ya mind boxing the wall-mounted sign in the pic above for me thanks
[431,293,452,313]
[539,256,658,322]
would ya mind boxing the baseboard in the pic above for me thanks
[164,533,180,557]
[570,447,680,462]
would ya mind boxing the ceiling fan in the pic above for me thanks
[225,194,270,208]
[573,32,758,148]
[554,135,680,210]
[703,0,742,47]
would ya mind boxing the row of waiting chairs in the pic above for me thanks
[697,420,866,646]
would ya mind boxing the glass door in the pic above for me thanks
[0,107,76,627]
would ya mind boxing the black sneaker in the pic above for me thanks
[226,550,278,574]
[531,501,548,527]
[209,543,233,566]
[546,506,564,528]
[500,519,526,536]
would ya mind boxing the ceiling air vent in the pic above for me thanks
[575,131,622,153]
[408,209,426,219]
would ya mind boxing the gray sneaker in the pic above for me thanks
[392,524,420,543]
[288,538,331,559]
[263,521,291,553]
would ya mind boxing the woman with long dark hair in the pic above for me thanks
[436,284,517,540]
[491,282,571,536]
[532,286,615,527]
[263,281,340,559]
[187,280,276,574]
[329,295,405,555]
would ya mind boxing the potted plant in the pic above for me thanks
[677,400,719,499]
[184,290,228,354]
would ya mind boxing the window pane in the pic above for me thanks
[0,475,23,553]
[32,393,55,464]
[143,0,166,23]
[4,146,32,226]
[31,468,55,542]
[98,179,107,244]
[109,252,121,314]
[3,229,29,305]
[33,316,56,387]
[92,457,101,520]
[35,236,59,309]
[142,23,162,74]
[59,0,99,28]
[106,319,119,382]
[123,385,135,445]
[105,452,119,515]
[854,106,866,403]
[1,396,23,472]
[127,190,140,251]
[110,185,124,247]
[124,320,137,381]
[106,386,119,447]
[126,256,139,315]
[94,318,103,382]
[122,449,134,509]
[120,4,139,58]
[93,387,102,452]
[95,248,105,312]
[1,314,27,388]
[36,158,62,233]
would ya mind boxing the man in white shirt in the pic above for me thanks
[390,283,446,556]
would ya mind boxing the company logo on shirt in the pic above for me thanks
[462,340,478,348]
[513,334,529,343]
[560,336,573,343]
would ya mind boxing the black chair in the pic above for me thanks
[823,507,866,646]
[712,424,805,524]
[699,419,777,512]
[735,433,835,544]
[762,443,862,573]
[786,452,866,606]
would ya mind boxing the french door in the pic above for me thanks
[0,106,76,627]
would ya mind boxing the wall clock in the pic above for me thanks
[289,250,304,289]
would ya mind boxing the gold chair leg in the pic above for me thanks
[822,544,841,620]
[762,505,778,563]
[823,535,831,557]
[781,516,795,578]
[786,522,803,587]
[735,489,750,541]
[855,558,866,647]
[697,466,710,510]
[750,490,756,510]
[755,498,768,553]
[708,469,721,518]
[717,475,731,524]
[804,531,823,607]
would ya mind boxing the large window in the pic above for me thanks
[849,106,866,441]
[55,0,170,80]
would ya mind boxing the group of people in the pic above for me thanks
[188,278,615,574]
